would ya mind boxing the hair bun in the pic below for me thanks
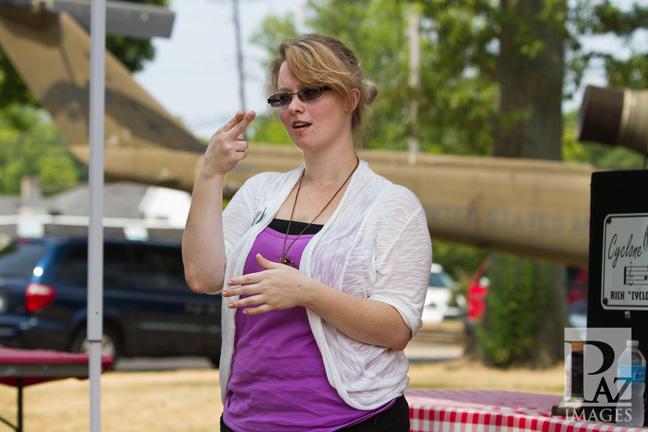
[363,80,378,106]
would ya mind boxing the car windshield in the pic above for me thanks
[0,241,49,278]
[429,271,454,288]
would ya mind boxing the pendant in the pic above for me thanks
[280,256,296,267]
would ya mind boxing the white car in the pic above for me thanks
[421,263,466,324]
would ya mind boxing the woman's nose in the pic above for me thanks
[287,94,304,113]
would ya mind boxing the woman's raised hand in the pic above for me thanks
[201,111,256,178]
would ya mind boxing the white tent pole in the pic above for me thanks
[88,1,106,431]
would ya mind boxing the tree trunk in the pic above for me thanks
[486,0,569,368]
[494,0,565,160]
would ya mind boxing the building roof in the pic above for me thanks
[46,182,149,218]
[0,181,189,241]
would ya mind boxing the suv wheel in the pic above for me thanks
[70,326,121,365]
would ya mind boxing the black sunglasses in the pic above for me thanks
[267,86,332,108]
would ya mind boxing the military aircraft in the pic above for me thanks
[0,0,643,269]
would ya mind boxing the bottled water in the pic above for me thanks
[564,342,584,398]
[616,340,646,427]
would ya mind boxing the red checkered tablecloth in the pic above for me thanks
[405,390,646,432]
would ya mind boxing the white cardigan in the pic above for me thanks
[219,160,432,410]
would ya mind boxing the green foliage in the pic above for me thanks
[249,12,300,71]
[0,50,36,107]
[306,0,412,150]
[429,240,490,306]
[566,0,648,95]
[257,0,648,158]
[562,109,645,169]
[477,254,551,368]
[430,239,489,286]
[251,0,648,159]
[0,106,80,195]
[249,0,500,153]
[605,52,648,89]
[248,115,293,145]
[574,0,648,35]
[106,35,154,73]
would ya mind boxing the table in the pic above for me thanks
[405,390,646,432]
[0,348,113,432]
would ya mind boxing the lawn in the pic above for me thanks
[0,359,564,431]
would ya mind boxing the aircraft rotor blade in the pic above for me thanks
[0,0,175,37]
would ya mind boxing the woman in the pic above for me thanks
[182,33,432,432]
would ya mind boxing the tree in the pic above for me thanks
[250,0,648,367]
[479,0,568,368]
[474,0,646,368]
[0,106,80,195]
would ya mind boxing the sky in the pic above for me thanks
[133,0,644,140]
[134,0,307,139]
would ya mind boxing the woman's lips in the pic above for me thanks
[292,121,311,130]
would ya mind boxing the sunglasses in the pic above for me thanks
[267,86,332,108]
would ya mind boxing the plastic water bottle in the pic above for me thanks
[565,342,584,398]
[616,340,646,427]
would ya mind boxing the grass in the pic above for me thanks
[407,358,564,394]
[0,359,564,431]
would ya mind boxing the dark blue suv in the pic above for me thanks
[0,236,222,365]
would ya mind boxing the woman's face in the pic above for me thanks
[276,62,354,154]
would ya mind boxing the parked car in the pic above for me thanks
[421,263,466,324]
[0,236,222,366]
[568,299,587,328]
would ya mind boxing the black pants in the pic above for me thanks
[220,395,410,432]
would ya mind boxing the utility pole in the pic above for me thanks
[408,7,420,166]
[232,0,247,138]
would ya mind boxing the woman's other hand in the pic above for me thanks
[224,254,411,350]
[223,254,310,315]
[202,110,255,178]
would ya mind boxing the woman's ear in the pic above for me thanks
[347,88,361,113]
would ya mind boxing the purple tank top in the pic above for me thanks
[223,222,392,431]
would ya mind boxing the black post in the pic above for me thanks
[588,170,648,426]
[17,377,23,432]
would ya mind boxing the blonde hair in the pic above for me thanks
[268,34,378,136]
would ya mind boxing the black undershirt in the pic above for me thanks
[268,218,323,235]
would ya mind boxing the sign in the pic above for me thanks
[564,327,632,423]
[602,213,648,310]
